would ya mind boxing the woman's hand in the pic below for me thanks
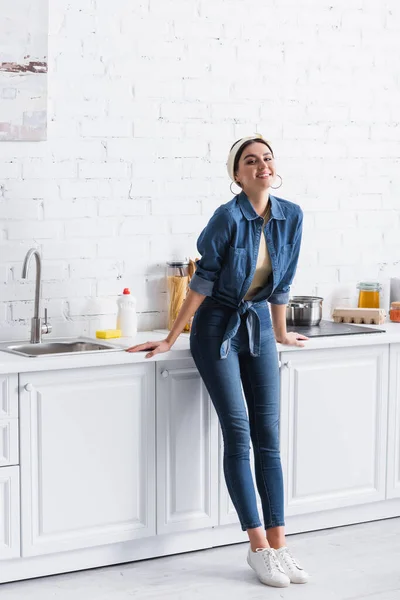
[126,339,172,359]
[276,332,309,347]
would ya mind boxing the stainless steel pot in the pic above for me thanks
[286,296,323,326]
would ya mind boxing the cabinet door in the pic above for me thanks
[0,466,20,560]
[280,345,389,516]
[0,374,18,419]
[156,359,218,534]
[20,364,156,556]
[0,374,19,467]
[387,344,400,498]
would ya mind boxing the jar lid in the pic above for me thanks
[167,260,189,267]
[356,281,382,291]
[391,301,400,309]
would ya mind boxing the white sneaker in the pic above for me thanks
[276,546,309,584]
[247,547,290,588]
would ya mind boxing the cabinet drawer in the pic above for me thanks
[0,465,20,560]
[0,420,19,467]
[0,375,18,419]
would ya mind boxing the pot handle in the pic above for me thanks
[288,302,306,309]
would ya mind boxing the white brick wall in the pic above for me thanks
[1,0,400,339]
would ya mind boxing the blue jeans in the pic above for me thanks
[190,300,284,531]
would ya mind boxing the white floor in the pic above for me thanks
[2,518,400,599]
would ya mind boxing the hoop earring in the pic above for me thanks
[271,174,283,189]
[230,181,242,195]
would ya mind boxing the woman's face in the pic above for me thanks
[235,142,276,194]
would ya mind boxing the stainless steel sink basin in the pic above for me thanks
[0,338,122,358]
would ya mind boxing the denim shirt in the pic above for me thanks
[189,191,303,358]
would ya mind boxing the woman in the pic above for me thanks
[127,135,309,588]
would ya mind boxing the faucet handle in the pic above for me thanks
[41,308,52,335]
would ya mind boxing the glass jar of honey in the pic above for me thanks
[356,282,381,309]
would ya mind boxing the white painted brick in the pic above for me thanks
[68,297,118,317]
[149,0,198,19]
[174,18,222,39]
[4,180,59,199]
[0,200,41,220]
[69,259,122,279]
[342,228,383,248]
[22,159,77,180]
[41,240,98,260]
[0,302,7,321]
[341,194,383,210]
[80,119,133,138]
[7,221,63,241]
[49,140,106,162]
[106,139,158,161]
[42,280,94,299]
[43,199,98,219]
[164,179,211,197]
[151,199,201,216]
[318,247,363,267]
[133,158,183,180]
[120,217,168,236]
[109,180,132,197]
[59,180,111,199]
[314,212,357,230]
[0,265,9,284]
[0,162,20,179]
[97,236,150,265]
[160,102,210,122]
[56,55,105,76]
[384,228,400,246]
[0,282,36,302]
[64,219,119,238]
[357,211,399,229]
[170,215,208,235]
[133,119,184,139]
[78,162,129,179]
[0,143,48,159]
[108,99,160,120]
[98,199,148,217]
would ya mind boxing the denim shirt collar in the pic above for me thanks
[237,191,286,221]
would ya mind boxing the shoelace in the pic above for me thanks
[280,548,302,570]
[259,549,286,574]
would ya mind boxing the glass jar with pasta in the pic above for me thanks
[167,260,192,331]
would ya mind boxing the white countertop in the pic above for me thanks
[0,322,399,375]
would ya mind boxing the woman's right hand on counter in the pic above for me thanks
[126,339,172,359]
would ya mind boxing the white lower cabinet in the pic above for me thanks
[387,343,400,498]
[0,466,20,560]
[19,364,156,557]
[156,359,219,534]
[280,345,389,516]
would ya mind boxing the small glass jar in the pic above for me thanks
[390,301,400,323]
[167,260,190,332]
[356,281,381,309]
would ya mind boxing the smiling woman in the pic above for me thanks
[126,134,309,589]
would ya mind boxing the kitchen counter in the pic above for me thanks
[0,322,399,375]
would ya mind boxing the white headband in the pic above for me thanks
[226,134,272,182]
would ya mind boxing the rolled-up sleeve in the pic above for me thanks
[269,209,303,305]
[189,207,232,297]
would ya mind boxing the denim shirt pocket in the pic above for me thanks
[278,243,294,268]
[217,245,248,300]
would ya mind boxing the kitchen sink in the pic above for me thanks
[0,338,122,358]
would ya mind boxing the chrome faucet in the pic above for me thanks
[22,248,52,343]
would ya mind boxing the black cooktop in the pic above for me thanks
[290,320,385,338]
